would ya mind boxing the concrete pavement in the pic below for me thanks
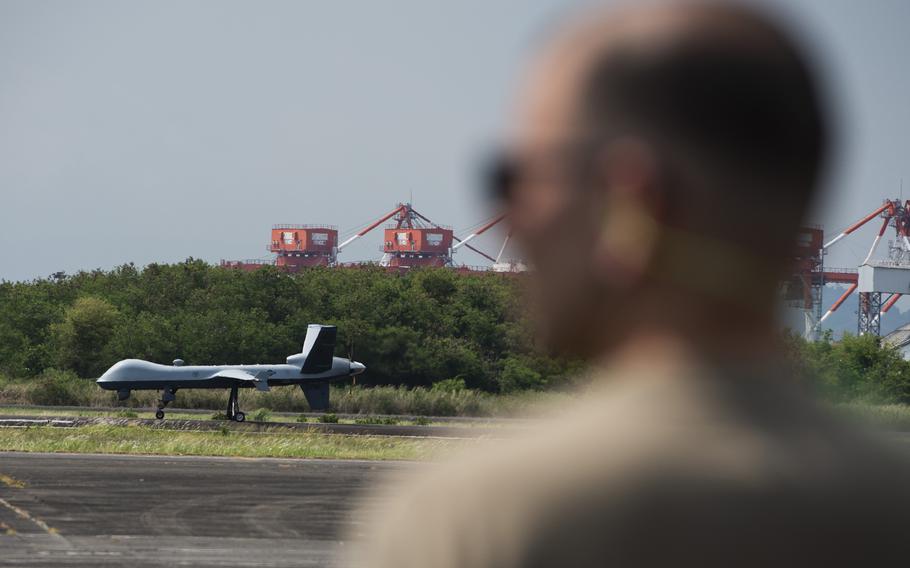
[0,452,411,567]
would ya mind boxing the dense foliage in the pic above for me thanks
[0,261,581,393]
[788,331,910,404]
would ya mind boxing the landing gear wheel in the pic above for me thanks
[155,388,176,421]
[226,385,244,422]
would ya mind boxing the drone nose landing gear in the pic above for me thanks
[156,388,177,420]
[225,385,245,422]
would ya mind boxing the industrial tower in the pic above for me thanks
[269,224,338,269]
[813,199,910,336]
[222,201,512,273]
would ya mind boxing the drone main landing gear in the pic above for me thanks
[226,385,245,422]
[156,388,177,420]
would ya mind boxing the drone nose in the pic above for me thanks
[349,361,366,375]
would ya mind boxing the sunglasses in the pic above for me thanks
[481,139,604,206]
[483,152,520,205]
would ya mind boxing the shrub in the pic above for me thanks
[790,332,910,404]
[251,408,272,422]
[354,416,399,425]
[29,369,90,406]
[48,297,121,378]
[431,377,466,393]
[354,416,383,425]
[497,357,544,393]
[319,413,339,424]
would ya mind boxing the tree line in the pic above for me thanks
[0,261,581,393]
[7,259,910,404]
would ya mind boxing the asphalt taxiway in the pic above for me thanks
[0,452,411,567]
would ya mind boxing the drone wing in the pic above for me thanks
[207,369,271,392]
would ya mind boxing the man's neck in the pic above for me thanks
[596,322,781,380]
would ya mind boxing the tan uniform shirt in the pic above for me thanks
[352,361,910,567]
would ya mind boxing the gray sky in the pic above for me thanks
[1,0,909,282]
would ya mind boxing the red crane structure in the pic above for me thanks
[269,224,338,269]
[342,203,504,269]
[222,202,511,272]
[336,204,409,254]
[334,203,506,268]
[795,199,910,337]
[221,224,339,272]
[378,204,455,268]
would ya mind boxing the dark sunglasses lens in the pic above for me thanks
[484,155,517,204]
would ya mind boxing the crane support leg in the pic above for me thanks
[858,292,882,336]
[819,283,858,325]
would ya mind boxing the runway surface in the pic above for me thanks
[8,437,910,567]
[0,452,412,567]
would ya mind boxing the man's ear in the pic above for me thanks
[589,139,661,288]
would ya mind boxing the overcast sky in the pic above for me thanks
[1,0,909,282]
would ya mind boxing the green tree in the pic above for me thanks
[49,297,121,378]
[789,331,910,404]
[498,356,545,392]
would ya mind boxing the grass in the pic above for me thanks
[0,405,505,428]
[834,402,910,431]
[10,388,910,432]
[354,416,400,425]
[0,372,567,417]
[0,424,463,461]
[0,406,227,421]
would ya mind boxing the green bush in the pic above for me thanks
[251,408,272,422]
[29,369,90,406]
[49,297,121,378]
[354,416,383,425]
[354,416,399,425]
[498,357,545,393]
[431,377,466,393]
[789,332,910,404]
[319,413,339,424]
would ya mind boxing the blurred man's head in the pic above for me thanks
[491,1,829,359]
